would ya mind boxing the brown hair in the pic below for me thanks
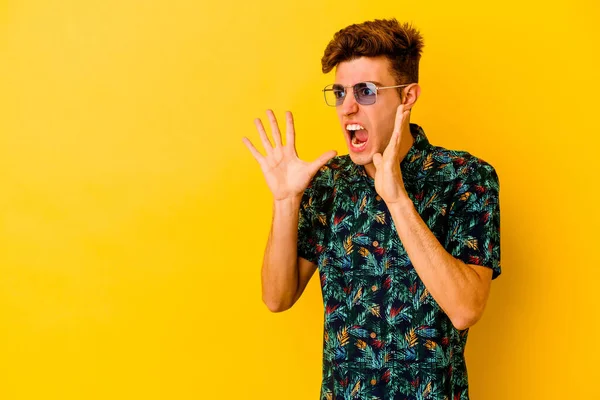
[321,19,424,86]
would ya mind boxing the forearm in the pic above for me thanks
[261,195,303,312]
[388,199,491,330]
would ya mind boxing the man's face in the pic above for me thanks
[334,56,404,168]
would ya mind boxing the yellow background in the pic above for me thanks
[1,0,599,398]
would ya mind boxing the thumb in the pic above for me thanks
[373,153,383,170]
[308,150,337,175]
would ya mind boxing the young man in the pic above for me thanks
[243,18,500,400]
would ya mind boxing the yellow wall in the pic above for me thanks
[1,1,599,398]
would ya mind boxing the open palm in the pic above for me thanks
[372,105,411,204]
[243,110,337,201]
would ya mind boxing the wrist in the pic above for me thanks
[273,195,303,211]
[386,194,414,213]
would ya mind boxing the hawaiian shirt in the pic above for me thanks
[297,124,500,400]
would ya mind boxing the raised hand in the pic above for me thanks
[243,110,337,201]
[372,104,411,205]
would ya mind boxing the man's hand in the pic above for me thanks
[243,110,337,201]
[372,105,412,205]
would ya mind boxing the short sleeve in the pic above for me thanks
[297,168,332,264]
[444,161,501,279]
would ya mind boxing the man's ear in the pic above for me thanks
[402,83,421,111]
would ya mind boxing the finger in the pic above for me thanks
[392,104,409,135]
[382,129,399,160]
[385,105,410,158]
[267,109,283,147]
[384,129,399,157]
[372,153,383,170]
[308,150,337,175]
[254,118,274,156]
[285,111,297,153]
[242,137,266,167]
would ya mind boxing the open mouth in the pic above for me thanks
[346,123,368,152]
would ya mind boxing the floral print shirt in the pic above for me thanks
[297,124,501,400]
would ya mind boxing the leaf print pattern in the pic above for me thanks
[298,124,500,400]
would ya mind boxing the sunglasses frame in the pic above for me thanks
[322,81,412,107]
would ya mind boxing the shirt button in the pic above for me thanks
[370,379,377,385]
[376,195,381,201]
[371,285,378,292]
[373,241,379,247]
[370,332,377,338]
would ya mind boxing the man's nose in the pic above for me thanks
[341,90,359,116]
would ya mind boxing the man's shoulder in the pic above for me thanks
[427,144,498,185]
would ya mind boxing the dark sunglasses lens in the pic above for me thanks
[354,82,377,105]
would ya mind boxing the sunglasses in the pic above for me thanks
[322,81,412,107]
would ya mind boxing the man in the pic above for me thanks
[243,18,500,400]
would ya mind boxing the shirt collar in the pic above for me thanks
[401,123,432,178]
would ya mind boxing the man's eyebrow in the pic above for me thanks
[334,80,385,86]
[358,80,387,87]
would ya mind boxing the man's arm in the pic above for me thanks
[261,196,318,312]
[243,110,334,313]
[372,105,496,330]
[388,200,492,330]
